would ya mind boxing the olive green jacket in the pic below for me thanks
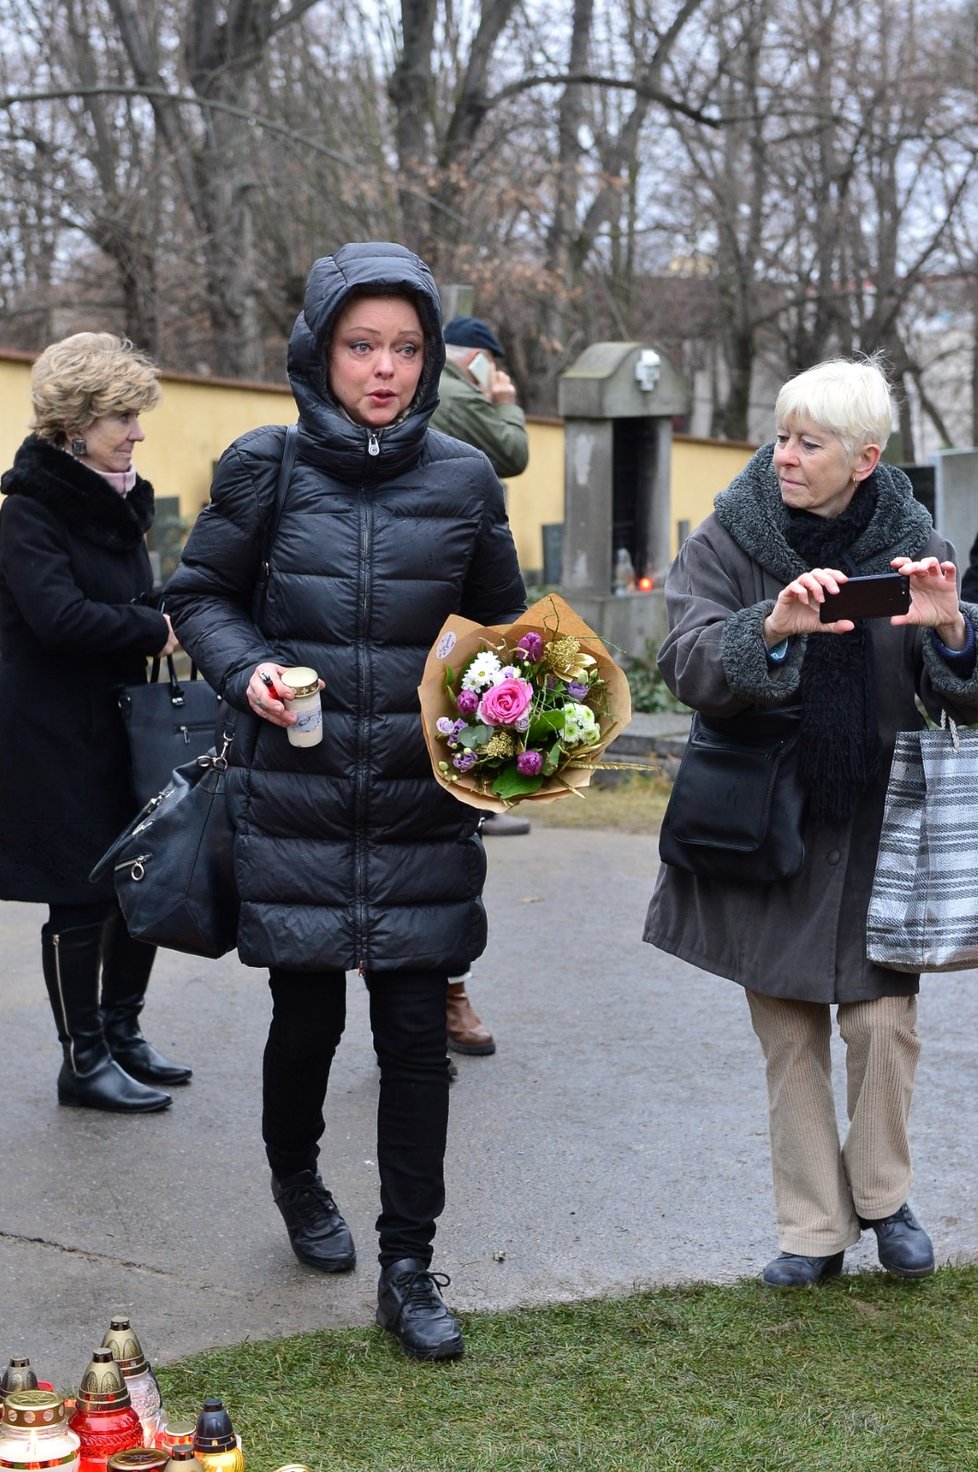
[430,363,529,479]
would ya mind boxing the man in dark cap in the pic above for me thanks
[432,316,529,480]
[431,316,532,1056]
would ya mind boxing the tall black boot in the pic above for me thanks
[41,923,172,1113]
[101,908,192,1086]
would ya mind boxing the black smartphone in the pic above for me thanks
[819,572,911,623]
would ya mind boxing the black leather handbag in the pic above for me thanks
[89,736,239,958]
[120,655,221,807]
[94,426,301,958]
[658,704,807,883]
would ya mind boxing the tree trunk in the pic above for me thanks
[389,0,438,249]
[543,0,593,351]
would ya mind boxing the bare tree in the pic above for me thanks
[2,0,978,451]
[102,0,322,376]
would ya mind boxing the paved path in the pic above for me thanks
[2,824,976,1388]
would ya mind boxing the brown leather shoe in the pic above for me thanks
[446,980,496,1055]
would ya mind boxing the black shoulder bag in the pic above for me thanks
[91,425,300,956]
[658,704,807,883]
[90,730,238,959]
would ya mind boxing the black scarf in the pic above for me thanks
[783,483,882,822]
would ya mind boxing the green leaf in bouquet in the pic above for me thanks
[528,709,566,742]
[442,666,456,694]
[542,741,563,776]
[457,723,493,750]
[491,765,544,799]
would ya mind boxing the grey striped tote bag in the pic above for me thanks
[867,715,978,972]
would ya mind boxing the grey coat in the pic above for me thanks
[643,444,978,1003]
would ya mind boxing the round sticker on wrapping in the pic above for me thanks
[436,631,457,660]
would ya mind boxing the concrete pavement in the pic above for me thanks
[2,822,976,1388]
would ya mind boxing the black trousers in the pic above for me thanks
[263,966,450,1267]
[49,900,115,930]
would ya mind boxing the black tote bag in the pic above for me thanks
[120,656,221,807]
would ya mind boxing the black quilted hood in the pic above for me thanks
[286,241,446,480]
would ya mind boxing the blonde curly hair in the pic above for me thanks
[30,332,162,443]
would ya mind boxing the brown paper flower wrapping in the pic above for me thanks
[418,592,632,812]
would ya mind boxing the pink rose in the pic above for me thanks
[478,677,534,726]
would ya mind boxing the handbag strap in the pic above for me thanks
[939,708,961,751]
[147,651,204,707]
[254,423,299,627]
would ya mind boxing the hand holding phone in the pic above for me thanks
[818,572,911,623]
[468,352,492,391]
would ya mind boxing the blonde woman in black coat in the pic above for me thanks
[0,332,191,1113]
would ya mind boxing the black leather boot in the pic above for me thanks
[761,1250,845,1288]
[376,1258,464,1359]
[859,1203,935,1278]
[41,924,172,1113]
[101,908,192,1086]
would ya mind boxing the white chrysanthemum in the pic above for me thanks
[461,651,503,691]
[561,701,600,747]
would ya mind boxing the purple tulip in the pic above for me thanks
[456,688,479,716]
[516,749,543,776]
[516,632,543,662]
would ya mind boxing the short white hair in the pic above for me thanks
[775,355,894,457]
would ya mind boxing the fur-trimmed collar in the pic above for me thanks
[714,443,933,580]
[0,435,155,551]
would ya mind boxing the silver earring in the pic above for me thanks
[70,436,87,456]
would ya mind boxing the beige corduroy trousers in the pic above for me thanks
[746,991,921,1255]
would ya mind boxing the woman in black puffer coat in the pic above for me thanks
[0,332,192,1115]
[165,242,525,1360]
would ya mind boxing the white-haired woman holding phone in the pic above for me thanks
[644,355,978,1286]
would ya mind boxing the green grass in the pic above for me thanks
[157,1266,978,1471]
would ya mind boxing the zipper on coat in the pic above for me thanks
[353,495,374,965]
[367,430,380,457]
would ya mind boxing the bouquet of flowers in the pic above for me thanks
[418,593,631,812]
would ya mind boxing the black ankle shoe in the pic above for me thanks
[57,1057,172,1113]
[271,1170,356,1272]
[858,1203,935,1278]
[761,1250,845,1288]
[376,1257,464,1360]
[106,1034,192,1087]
